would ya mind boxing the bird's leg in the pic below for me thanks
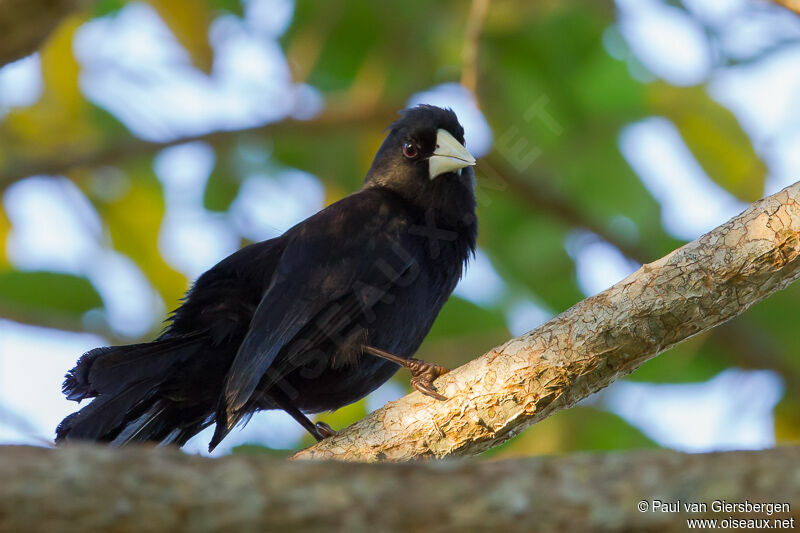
[363,346,449,401]
[268,390,337,441]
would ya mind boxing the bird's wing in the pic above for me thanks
[222,190,420,417]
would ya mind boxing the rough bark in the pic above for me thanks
[0,0,88,67]
[0,445,797,533]
[292,182,800,462]
[773,0,800,16]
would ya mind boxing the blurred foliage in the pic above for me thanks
[0,270,102,329]
[626,333,730,384]
[3,16,100,159]
[486,406,658,458]
[0,0,797,455]
[649,83,767,201]
[0,209,9,268]
[90,157,188,307]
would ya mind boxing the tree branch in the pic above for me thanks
[772,0,800,16]
[461,0,490,94]
[482,154,800,390]
[0,106,397,191]
[292,181,800,461]
[0,445,797,532]
[0,0,88,67]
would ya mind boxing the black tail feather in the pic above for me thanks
[56,335,209,446]
[56,381,155,442]
[208,403,233,452]
[62,346,115,401]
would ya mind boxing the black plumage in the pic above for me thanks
[56,105,478,451]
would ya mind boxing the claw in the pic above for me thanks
[411,376,448,401]
[314,421,337,440]
[408,360,449,401]
[363,346,450,401]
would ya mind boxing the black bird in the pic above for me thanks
[56,105,478,451]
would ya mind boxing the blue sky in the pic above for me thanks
[0,0,798,455]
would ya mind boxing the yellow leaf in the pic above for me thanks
[147,0,215,73]
[775,398,800,444]
[97,166,188,313]
[0,207,10,268]
[3,14,101,158]
[649,83,767,202]
[40,15,84,110]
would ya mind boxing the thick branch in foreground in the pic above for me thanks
[0,445,797,532]
[294,182,800,461]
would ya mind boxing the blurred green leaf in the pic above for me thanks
[417,296,511,369]
[649,83,767,202]
[481,2,676,264]
[271,129,368,194]
[628,334,730,383]
[427,296,508,339]
[479,190,583,311]
[0,270,102,324]
[204,147,241,212]
[742,285,800,378]
[299,398,368,448]
[203,168,240,212]
[573,45,644,118]
[301,2,380,92]
[485,406,659,458]
[93,0,127,17]
[284,0,465,98]
[208,0,243,17]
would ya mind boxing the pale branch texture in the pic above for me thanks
[0,0,88,67]
[773,0,800,16]
[293,182,800,462]
[0,445,797,533]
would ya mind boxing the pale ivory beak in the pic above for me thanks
[428,129,476,179]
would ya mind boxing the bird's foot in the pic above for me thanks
[364,346,449,401]
[314,421,337,441]
[407,359,449,401]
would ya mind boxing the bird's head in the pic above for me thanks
[364,105,477,205]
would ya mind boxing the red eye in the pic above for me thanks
[403,142,418,159]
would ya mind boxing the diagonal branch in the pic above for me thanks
[772,0,800,16]
[292,181,800,461]
[483,154,800,389]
